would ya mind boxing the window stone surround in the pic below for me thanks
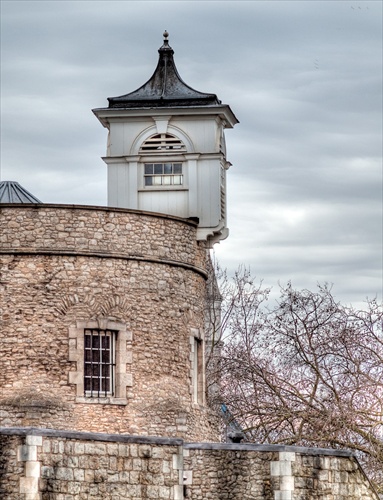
[190,327,205,406]
[68,319,132,405]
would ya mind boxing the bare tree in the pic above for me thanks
[207,265,383,491]
[205,261,269,402]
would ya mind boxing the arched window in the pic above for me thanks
[140,133,186,187]
[139,133,187,155]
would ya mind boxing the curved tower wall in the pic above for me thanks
[0,204,219,441]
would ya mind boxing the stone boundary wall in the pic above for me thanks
[183,443,379,500]
[0,428,379,500]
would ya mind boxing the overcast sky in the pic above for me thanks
[1,0,382,309]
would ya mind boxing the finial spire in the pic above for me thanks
[160,30,172,53]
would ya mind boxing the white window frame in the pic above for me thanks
[144,162,183,187]
[139,133,187,191]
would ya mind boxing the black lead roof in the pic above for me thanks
[108,31,221,109]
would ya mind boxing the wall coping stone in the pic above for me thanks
[183,441,355,457]
[0,427,183,446]
[0,427,356,457]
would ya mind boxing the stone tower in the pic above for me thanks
[0,34,237,442]
[93,31,238,246]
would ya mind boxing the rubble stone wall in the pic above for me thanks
[183,443,378,500]
[0,434,24,500]
[0,429,379,500]
[0,205,217,442]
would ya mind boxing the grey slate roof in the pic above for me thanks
[0,181,42,204]
[108,32,221,109]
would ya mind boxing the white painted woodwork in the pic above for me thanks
[94,106,237,246]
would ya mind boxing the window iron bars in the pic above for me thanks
[84,329,116,398]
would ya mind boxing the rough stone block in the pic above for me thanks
[84,469,94,482]
[107,443,119,456]
[84,442,106,455]
[130,444,138,457]
[280,476,294,491]
[320,457,330,470]
[158,486,171,499]
[26,435,43,446]
[139,445,152,458]
[20,476,39,494]
[274,491,292,500]
[25,493,41,500]
[118,444,129,457]
[26,461,41,478]
[150,447,164,459]
[74,468,85,481]
[172,453,183,470]
[74,442,85,454]
[279,452,295,462]
[183,470,193,485]
[18,444,37,462]
[174,485,184,500]
[271,461,292,477]
[133,458,143,471]
[318,469,329,481]
[55,467,74,481]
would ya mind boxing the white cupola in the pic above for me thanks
[93,32,238,245]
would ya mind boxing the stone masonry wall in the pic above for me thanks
[0,429,182,500]
[183,446,274,499]
[0,204,206,271]
[0,434,24,500]
[0,205,217,442]
[183,443,378,500]
[0,428,379,500]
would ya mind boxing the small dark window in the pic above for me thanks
[84,329,116,397]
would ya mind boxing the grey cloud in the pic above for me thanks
[1,1,381,307]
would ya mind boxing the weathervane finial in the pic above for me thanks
[163,30,169,41]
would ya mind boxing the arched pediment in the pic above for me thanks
[130,126,194,156]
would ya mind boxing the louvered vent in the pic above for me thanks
[139,133,187,155]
